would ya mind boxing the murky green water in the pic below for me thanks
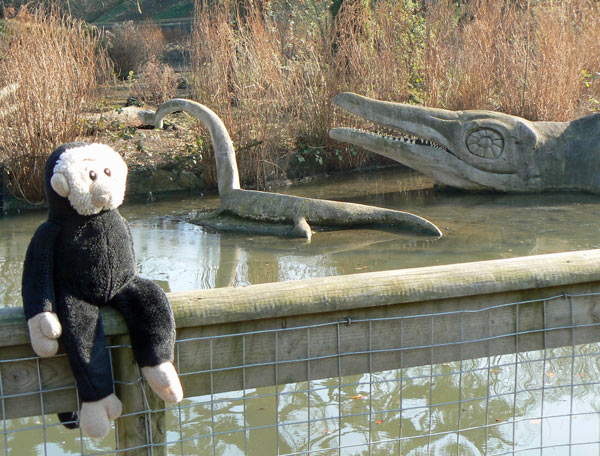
[3,168,600,455]
[4,168,600,308]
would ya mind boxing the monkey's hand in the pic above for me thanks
[27,312,62,357]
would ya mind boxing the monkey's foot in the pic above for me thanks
[80,394,122,439]
[293,216,312,239]
[141,362,183,403]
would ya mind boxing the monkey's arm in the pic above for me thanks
[22,221,61,318]
[22,222,63,357]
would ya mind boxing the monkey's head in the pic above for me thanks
[48,143,128,216]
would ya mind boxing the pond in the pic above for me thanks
[2,167,600,455]
[3,167,600,308]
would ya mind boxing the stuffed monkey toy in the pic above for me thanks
[22,142,183,438]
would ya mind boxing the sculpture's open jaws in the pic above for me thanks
[146,98,442,239]
[330,92,600,193]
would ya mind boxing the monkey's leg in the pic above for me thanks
[111,277,182,403]
[56,293,122,438]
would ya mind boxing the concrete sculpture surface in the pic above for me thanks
[330,92,600,193]
[146,99,442,239]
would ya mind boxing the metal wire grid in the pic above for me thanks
[1,291,600,455]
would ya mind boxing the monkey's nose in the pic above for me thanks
[91,193,112,208]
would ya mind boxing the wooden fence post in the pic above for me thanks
[111,335,167,456]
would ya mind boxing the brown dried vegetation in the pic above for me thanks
[107,19,166,78]
[422,0,600,120]
[1,1,600,202]
[0,6,111,203]
[130,59,180,106]
[189,0,600,191]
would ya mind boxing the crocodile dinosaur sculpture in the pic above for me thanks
[330,92,600,193]
[144,99,442,239]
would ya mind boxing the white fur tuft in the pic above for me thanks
[52,144,128,216]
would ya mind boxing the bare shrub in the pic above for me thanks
[0,6,111,203]
[108,20,166,78]
[190,0,436,187]
[130,59,179,106]
[191,1,334,189]
[329,0,426,169]
[332,0,419,100]
[422,0,600,121]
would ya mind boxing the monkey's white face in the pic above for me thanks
[50,144,128,216]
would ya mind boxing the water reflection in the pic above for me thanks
[3,168,600,307]
[160,346,600,456]
[2,169,600,454]
[120,169,600,297]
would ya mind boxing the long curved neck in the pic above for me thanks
[154,99,241,196]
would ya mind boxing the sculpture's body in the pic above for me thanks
[330,92,600,193]
[148,99,442,238]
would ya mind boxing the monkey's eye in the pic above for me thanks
[89,170,97,181]
[104,168,111,177]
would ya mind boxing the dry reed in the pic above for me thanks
[0,6,110,203]
[422,0,600,121]
[189,0,435,188]
[130,59,179,106]
[191,1,334,188]
[108,19,166,78]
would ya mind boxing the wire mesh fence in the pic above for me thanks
[1,288,600,455]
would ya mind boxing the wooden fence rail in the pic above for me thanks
[2,249,600,454]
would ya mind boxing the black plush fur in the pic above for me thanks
[22,143,175,403]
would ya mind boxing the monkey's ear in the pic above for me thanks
[50,173,70,197]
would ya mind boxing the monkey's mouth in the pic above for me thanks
[91,194,112,208]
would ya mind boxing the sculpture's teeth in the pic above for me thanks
[339,126,448,152]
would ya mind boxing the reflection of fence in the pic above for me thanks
[1,249,600,454]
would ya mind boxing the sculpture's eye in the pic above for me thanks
[104,168,111,177]
[466,128,504,159]
[89,170,97,181]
